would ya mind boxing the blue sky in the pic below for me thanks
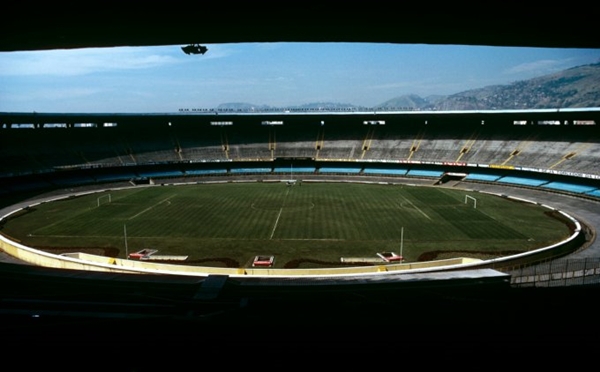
[1,42,599,113]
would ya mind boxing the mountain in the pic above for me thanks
[379,62,600,111]
[216,102,273,111]
[215,101,357,111]
[216,62,600,111]
[377,94,430,110]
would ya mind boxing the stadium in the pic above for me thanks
[1,109,597,274]
[2,9,600,346]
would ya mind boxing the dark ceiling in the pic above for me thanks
[2,8,599,52]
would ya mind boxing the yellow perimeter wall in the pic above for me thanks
[1,233,485,277]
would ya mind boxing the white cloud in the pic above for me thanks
[0,46,181,76]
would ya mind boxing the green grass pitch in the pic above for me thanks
[1,182,573,268]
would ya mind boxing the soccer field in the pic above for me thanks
[1,182,573,268]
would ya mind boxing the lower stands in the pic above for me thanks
[406,169,444,177]
[2,161,600,206]
[464,173,503,182]
[363,168,408,176]
[496,176,550,187]
[318,167,362,173]
[541,181,599,194]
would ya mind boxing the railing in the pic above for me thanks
[506,258,600,287]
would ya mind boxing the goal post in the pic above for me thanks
[97,194,112,207]
[465,194,477,209]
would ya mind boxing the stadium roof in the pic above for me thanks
[2,7,599,52]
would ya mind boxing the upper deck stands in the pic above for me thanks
[1,110,600,184]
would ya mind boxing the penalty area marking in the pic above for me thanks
[399,195,431,220]
[128,195,176,220]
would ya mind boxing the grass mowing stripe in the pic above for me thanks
[2,182,573,266]
[399,194,431,220]
[436,205,527,239]
[127,195,176,220]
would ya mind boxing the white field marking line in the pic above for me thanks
[28,234,122,238]
[468,205,500,223]
[251,202,314,211]
[435,189,504,226]
[270,208,284,239]
[399,195,431,220]
[269,187,291,239]
[128,195,176,220]
[448,201,527,237]
[280,238,345,241]
[452,205,532,240]
[28,234,347,241]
